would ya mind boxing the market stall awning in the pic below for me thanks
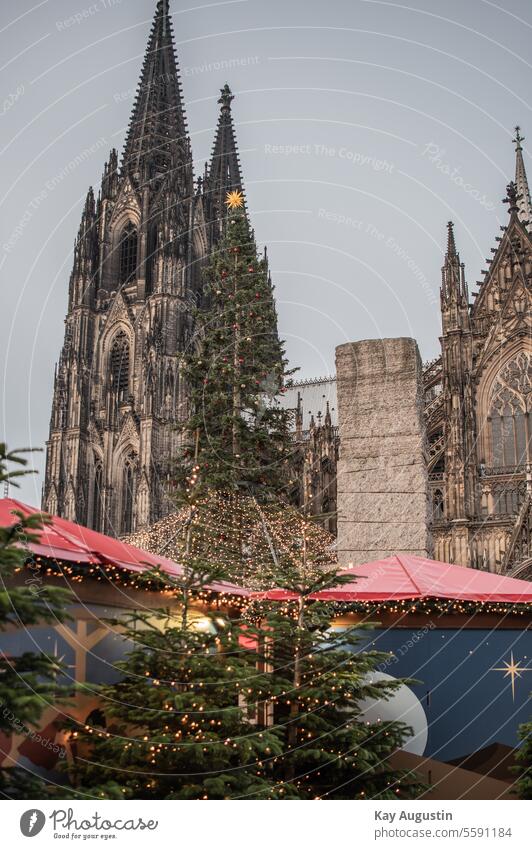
[0,498,249,597]
[255,554,532,604]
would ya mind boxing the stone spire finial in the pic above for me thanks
[513,126,532,228]
[218,83,234,110]
[446,221,457,258]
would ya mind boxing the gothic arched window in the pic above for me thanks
[92,462,103,532]
[145,225,158,295]
[432,488,444,521]
[122,455,136,534]
[110,332,130,401]
[492,482,524,515]
[119,223,138,284]
[490,353,532,468]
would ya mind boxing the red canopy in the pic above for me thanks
[0,498,248,597]
[256,554,532,604]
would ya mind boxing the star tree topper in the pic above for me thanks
[225,190,244,209]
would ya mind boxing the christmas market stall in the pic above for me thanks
[0,497,248,779]
[254,553,532,798]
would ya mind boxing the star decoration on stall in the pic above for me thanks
[490,651,531,702]
[47,639,76,693]
[225,190,244,209]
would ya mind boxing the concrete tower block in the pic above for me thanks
[336,337,432,565]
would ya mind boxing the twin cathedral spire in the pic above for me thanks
[43,0,248,535]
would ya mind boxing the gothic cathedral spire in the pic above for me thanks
[43,0,204,536]
[122,0,190,186]
[204,84,245,241]
[513,126,532,229]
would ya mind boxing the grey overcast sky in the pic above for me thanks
[1,0,531,507]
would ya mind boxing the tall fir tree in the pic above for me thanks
[246,538,425,799]
[180,193,293,500]
[60,586,297,800]
[0,445,70,798]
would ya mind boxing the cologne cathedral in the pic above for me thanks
[44,1,532,579]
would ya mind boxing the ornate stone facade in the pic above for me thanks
[285,131,532,576]
[282,377,339,534]
[428,136,532,577]
[42,2,244,536]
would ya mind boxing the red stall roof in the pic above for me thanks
[256,554,532,604]
[0,498,248,597]
[3,499,531,604]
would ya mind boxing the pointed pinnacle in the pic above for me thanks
[504,180,519,213]
[83,186,95,219]
[513,125,525,150]
[513,125,532,229]
[446,221,457,258]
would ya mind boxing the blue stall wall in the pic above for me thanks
[0,605,134,693]
[350,626,532,761]
[1,607,531,764]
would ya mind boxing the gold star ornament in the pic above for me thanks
[225,190,244,209]
[491,651,531,702]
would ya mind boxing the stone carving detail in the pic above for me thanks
[491,353,532,413]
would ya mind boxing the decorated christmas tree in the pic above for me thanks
[62,574,423,799]
[179,189,293,499]
[243,534,425,799]
[61,591,298,800]
[0,444,70,798]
